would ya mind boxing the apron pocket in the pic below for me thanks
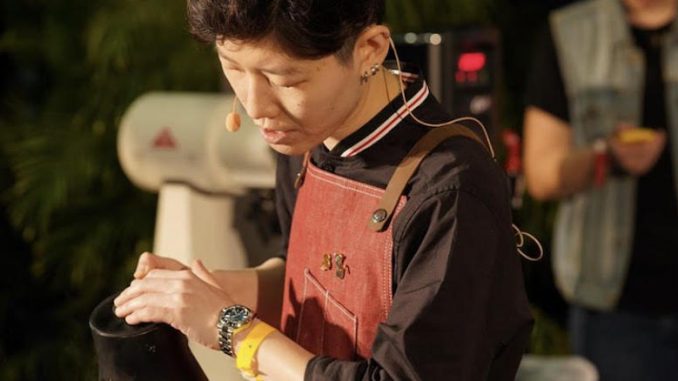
[297,268,358,360]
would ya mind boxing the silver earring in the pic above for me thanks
[360,71,370,84]
[361,64,381,84]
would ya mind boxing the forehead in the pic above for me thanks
[216,37,311,70]
[217,36,286,58]
[215,36,349,75]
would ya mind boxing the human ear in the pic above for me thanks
[353,24,391,70]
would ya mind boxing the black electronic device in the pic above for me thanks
[389,28,501,141]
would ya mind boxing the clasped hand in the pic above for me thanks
[113,252,234,350]
[610,123,667,176]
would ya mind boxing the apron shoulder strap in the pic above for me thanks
[368,123,490,232]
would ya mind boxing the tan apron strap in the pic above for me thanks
[368,123,489,232]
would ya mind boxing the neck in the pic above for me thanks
[323,69,402,150]
[625,0,677,28]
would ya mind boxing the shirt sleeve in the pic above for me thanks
[305,188,533,380]
[525,22,570,123]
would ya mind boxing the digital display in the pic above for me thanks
[458,52,486,72]
[455,51,491,86]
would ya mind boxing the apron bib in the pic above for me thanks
[279,124,487,360]
[280,160,404,360]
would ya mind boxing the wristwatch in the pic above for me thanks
[216,304,255,357]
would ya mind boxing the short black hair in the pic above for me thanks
[187,0,386,61]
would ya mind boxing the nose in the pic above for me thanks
[242,74,278,121]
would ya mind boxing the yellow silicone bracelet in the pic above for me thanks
[236,321,277,378]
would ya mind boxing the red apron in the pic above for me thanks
[279,124,486,360]
[280,159,405,360]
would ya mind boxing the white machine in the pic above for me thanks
[118,92,276,381]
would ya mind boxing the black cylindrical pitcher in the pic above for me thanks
[89,294,209,381]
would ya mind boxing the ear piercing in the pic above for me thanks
[360,64,381,84]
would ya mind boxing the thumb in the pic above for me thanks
[133,252,157,279]
[134,252,188,279]
[191,259,221,288]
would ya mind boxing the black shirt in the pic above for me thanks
[526,23,678,315]
[276,69,533,380]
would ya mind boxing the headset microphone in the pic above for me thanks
[225,96,241,132]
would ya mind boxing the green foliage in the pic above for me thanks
[0,0,221,379]
[386,0,493,31]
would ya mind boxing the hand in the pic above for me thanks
[609,123,666,176]
[114,259,234,349]
[133,252,188,279]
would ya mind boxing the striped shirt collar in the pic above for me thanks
[328,62,431,158]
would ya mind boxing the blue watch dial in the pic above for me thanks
[223,305,252,328]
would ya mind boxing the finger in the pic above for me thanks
[115,290,179,319]
[135,274,193,293]
[143,268,194,280]
[114,276,184,307]
[122,304,196,342]
[123,306,170,326]
[114,281,142,307]
[133,252,157,279]
[134,252,188,279]
[191,259,221,288]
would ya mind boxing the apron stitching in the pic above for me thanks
[384,239,391,319]
[383,199,404,315]
[308,170,382,198]
[307,165,384,197]
[296,268,310,342]
[321,289,328,351]
[327,293,357,321]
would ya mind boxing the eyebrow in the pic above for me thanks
[216,51,303,76]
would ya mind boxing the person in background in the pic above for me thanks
[113,0,533,380]
[523,0,678,379]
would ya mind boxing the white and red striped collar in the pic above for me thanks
[336,67,430,158]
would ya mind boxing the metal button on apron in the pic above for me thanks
[372,208,388,223]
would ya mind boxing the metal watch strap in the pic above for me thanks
[216,304,254,357]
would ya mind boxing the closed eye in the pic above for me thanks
[223,66,244,73]
[273,81,305,89]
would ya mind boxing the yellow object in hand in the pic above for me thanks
[617,127,656,143]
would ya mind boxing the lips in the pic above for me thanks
[260,128,291,144]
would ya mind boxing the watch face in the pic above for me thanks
[224,305,251,327]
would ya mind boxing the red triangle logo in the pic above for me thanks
[152,128,178,149]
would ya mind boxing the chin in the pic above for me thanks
[269,143,309,156]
